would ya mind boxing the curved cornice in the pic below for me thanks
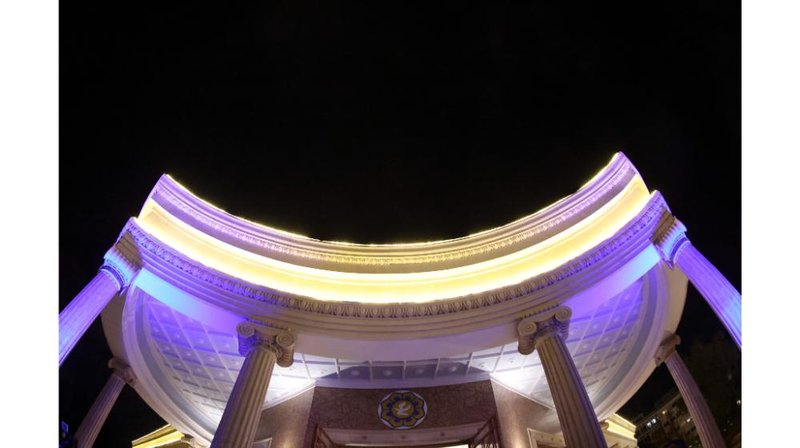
[118,190,672,333]
[143,152,640,273]
[129,153,657,305]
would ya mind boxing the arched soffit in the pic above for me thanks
[128,152,656,304]
[117,262,684,442]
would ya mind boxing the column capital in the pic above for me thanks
[108,358,136,386]
[236,322,296,367]
[655,334,681,365]
[517,306,572,355]
[102,231,142,289]
[653,215,690,266]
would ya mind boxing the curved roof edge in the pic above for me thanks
[138,152,644,274]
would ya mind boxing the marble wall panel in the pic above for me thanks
[254,387,315,448]
[303,381,498,447]
[492,381,557,447]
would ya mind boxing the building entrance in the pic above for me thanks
[312,416,499,448]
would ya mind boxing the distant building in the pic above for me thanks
[634,390,700,447]
[634,392,741,448]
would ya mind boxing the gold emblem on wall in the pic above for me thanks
[378,390,428,429]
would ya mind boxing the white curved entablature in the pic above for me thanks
[106,261,687,445]
[127,153,664,305]
[99,152,691,445]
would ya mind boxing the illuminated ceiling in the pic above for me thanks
[135,273,651,430]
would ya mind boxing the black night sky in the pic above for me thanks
[60,2,740,446]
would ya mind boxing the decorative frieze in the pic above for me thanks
[122,190,669,320]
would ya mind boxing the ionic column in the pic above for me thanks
[60,239,140,366]
[211,322,296,448]
[655,218,741,349]
[74,358,136,448]
[656,334,725,448]
[518,307,608,448]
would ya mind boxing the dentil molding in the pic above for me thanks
[115,191,673,320]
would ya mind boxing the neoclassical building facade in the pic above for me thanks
[59,153,741,448]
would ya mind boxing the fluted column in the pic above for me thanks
[518,307,607,448]
[655,217,741,349]
[59,267,122,366]
[74,358,136,448]
[59,240,141,366]
[674,244,741,349]
[211,322,296,448]
[656,335,725,448]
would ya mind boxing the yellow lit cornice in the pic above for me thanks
[133,165,651,303]
[131,424,185,448]
[603,414,637,439]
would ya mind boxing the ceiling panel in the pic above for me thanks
[138,274,648,425]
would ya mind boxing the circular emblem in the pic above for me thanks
[378,390,428,429]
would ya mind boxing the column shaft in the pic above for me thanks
[664,352,726,448]
[59,269,121,366]
[538,334,608,448]
[211,347,277,448]
[675,243,741,349]
[73,372,126,448]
